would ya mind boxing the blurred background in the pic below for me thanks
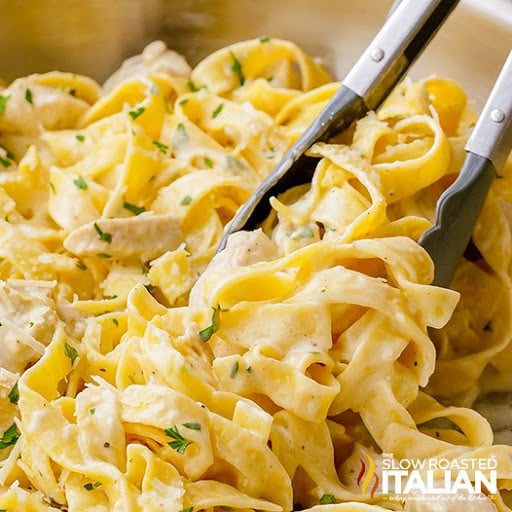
[0,0,511,107]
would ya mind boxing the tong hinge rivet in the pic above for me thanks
[490,108,506,123]
[371,48,385,62]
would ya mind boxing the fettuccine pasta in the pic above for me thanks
[0,37,511,512]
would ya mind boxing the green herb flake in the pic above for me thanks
[76,261,87,270]
[187,80,200,92]
[152,140,169,154]
[229,51,245,86]
[179,508,194,512]
[84,481,102,491]
[180,195,192,206]
[198,304,221,342]
[140,262,149,276]
[204,157,213,168]
[178,98,189,107]
[164,425,193,454]
[96,253,112,259]
[24,88,33,104]
[128,106,145,120]
[8,381,19,404]
[89,408,95,415]
[259,36,270,43]
[0,94,11,116]
[112,318,119,326]
[183,422,201,431]
[0,423,20,449]
[212,102,224,118]
[93,222,112,243]
[75,134,85,142]
[73,175,88,190]
[123,201,146,215]
[0,155,11,168]
[64,342,79,365]
[230,361,239,379]
[319,494,337,504]
[50,182,56,194]
[172,123,189,148]
[69,88,77,96]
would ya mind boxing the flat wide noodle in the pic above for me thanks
[0,38,512,512]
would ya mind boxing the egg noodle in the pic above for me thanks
[0,37,512,512]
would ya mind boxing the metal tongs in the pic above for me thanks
[217,0,460,252]
[419,49,512,287]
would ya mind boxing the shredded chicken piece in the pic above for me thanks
[102,40,192,92]
[0,280,59,373]
[0,77,94,134]
[63,213,183,261]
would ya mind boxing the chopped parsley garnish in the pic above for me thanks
[172,123,188,148]
[93,222,112,243]
[259,36,270,43]
[64,343,79,365]
[50,182,56,194]
[180,195,192,206]
[96,253,112,259]
[75,134,85,142]
[76,261,87,270]
[123,201,146,215]
[198,304,221,342]
[0,94,11,116]
[183,422,201,431]
[0,423,20,449]
[8,381,19,404]
[112,318,119,326]
[69,88,77,96]
[179,508,194,512]
[152,140,169,154]
[25,88,33,104]
[140,261,149,276]
[187,80,200,92]
[230,361,239,378]
[89,408,95,415]
[0,155,11,168]
[204,157,213,168]
[319,494,337,504]
[212,102,224,118]
[229,51,245,86]
[164,425,193,454]
[128,106,145,120]
[73,175,88,190]
[84,481,102,491]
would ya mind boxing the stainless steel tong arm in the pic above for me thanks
[217,0,459,252]
[419,49,512,287]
